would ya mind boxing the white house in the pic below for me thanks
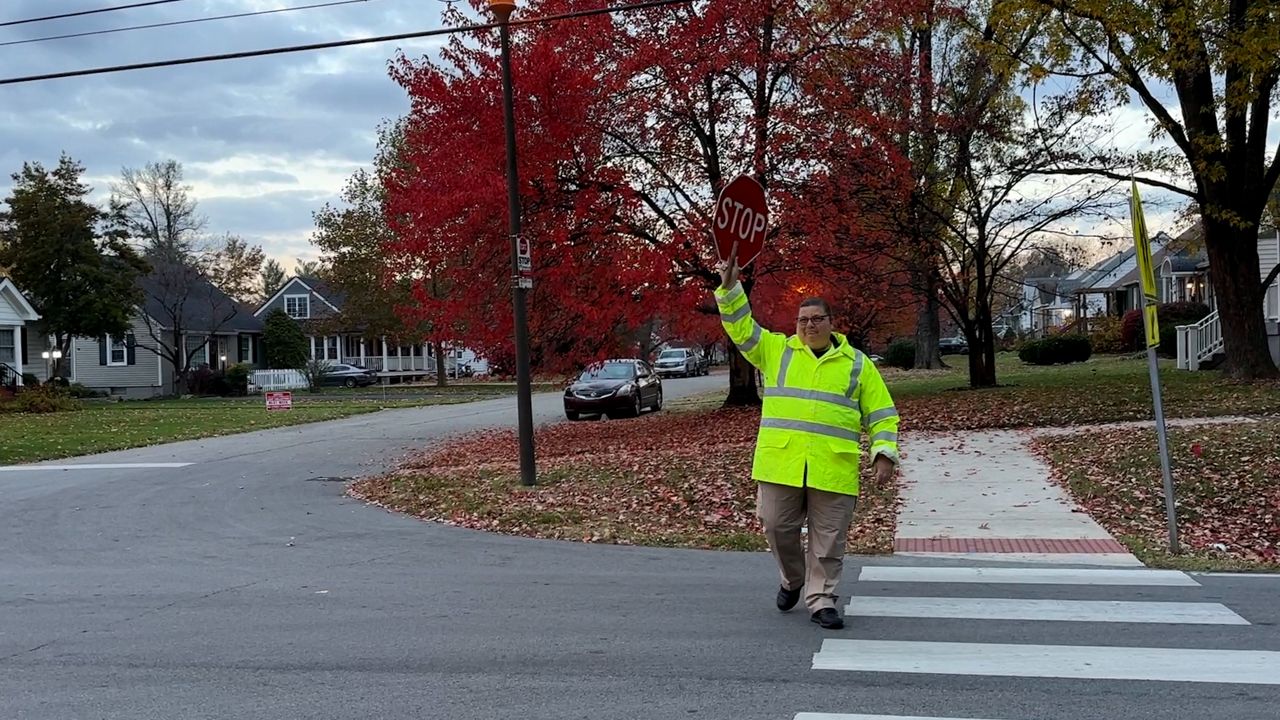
[0,277,41,388]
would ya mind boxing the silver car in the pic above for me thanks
[653,348,707,377]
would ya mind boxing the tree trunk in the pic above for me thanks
[962,322,996,388]
[969,257,998,388]
[723,343,761,406]
[913,273,944,369]
[170,328,189,396]
[1204,220,1278,379]
[54,333,72,381]
[434,341,447,387]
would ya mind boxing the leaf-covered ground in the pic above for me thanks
[1032,420,1280,570]
[350,405,900,554]
[885,355,1280,431]
[353,355,1278,556]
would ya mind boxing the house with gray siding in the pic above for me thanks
[4,271,264,399]
[255,275,487,381]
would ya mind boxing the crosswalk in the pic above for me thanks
[793,563,1280,719]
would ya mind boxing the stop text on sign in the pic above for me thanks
[716,197,766,245]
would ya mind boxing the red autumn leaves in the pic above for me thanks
[350,404,898,553]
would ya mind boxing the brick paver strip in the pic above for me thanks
[895,538,1129,553]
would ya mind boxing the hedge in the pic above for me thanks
[1018,335,1093,365]
[885,339,916,370]
[1119,301,1211,352]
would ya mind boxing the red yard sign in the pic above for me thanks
[266,391,293,412]
[712,175,769,267]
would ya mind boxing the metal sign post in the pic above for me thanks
[1131,181,1179,553]
[492,0,536,487]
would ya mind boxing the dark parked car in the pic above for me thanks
[939,337,969,355]
[563,359,663,420]
[320,363,379,388]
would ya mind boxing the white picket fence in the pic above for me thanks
[249,368,308,392]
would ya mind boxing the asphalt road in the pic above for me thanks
[2,371,1279,720]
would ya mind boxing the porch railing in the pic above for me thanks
[1176,311,1223,370]
[0,362,17,389]
[249,368,308,392]
[348,356,431,373]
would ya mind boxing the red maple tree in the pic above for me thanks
[383,0,918,383]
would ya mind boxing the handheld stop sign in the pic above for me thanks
[713,175,769,267]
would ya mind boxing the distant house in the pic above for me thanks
[1064,223,1279,369]
[254,275,488,382]
[0,277,42,388]
[4,271,264,399]
[1075,230,1186,319]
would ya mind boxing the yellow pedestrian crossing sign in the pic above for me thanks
[1130,182,1160,348]
[1129,179,1180,554]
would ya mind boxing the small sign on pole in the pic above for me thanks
[1131,181,1179,553]
[515,234,531,272]
[266,390,293,412]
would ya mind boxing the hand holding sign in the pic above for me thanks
[717,241,740,290]
[713,175,768,268]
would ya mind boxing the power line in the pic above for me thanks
[0,0,373,49]
[0,0,693,87]
[0,0,195,28]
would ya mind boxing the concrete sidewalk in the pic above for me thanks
[894,429,1143,566]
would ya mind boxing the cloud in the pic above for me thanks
[0,0,454,258]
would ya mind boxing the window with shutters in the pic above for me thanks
[107,335,127,366]
[239,335,252,363]
[0,329,14,365]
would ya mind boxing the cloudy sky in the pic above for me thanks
[0,0,459,272]
[1,2,1272,274]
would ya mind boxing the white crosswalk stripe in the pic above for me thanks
[811,639,1280,684]
[857,565,1200,586]
[845,596,1249,624]
[795,563,1273,718]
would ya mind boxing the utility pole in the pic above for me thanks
[488,0,537,486]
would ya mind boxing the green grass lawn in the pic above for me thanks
[0,384,553,465]
[884,353,1280,430]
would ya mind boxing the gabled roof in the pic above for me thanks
[1100,244,1175,291]
[0,277,40,321]
[254,275,342,317]
[298,274,346,310]
[1164,247,1209,274]
[139,268,264,334]
[1075,250,1130,286]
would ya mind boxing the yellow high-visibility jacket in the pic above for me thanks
[715,280,900,496]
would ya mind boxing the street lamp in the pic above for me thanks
[488,0,537,487]
[41,349,62,380]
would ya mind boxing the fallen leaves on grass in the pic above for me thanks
[1031,420,1280,567]
[350,406,899,553]
[897,379,1280,432]
[889,357,1280,431]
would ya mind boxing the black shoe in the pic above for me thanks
[810,608,844,629]
[776,585,802,612]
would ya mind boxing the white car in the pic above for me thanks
[653,348,707,377]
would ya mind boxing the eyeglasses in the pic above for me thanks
[796,315,829,326]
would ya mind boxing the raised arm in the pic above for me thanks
[713,255,783,371]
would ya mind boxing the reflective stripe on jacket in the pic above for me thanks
[715,280,900,496]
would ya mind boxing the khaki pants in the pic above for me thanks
[756,479,858,613]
